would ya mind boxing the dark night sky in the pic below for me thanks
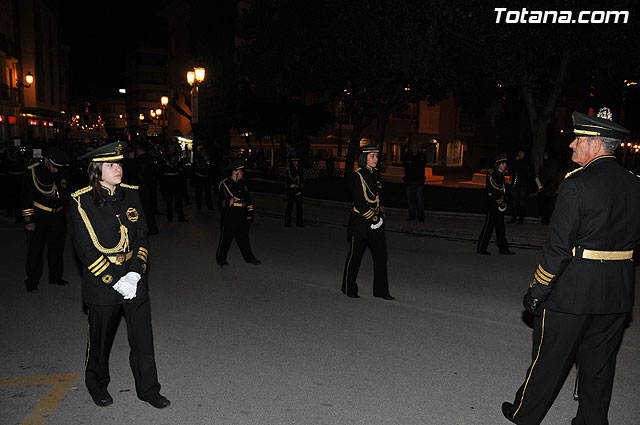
[56,0,169,99]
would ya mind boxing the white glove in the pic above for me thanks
[112,272,141,300]
[370,218,384,230]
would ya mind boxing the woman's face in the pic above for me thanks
[101,162,122,188]
[366,152,378,168]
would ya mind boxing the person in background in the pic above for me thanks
[403,142,427,222]
[284,150,304,227]
[536,150,560,224]
[192,146,215,211]
[158,142,188,223]
[341,141,394,300]
[508,147,535,224]
[502,109,640,425]
[216,159,261,267]
[21,146,73,291]
[70,141,170,409]
[477,153,514,255]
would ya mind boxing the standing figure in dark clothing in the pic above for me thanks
[127,142,159,234]
[284,152,304,227]
[216,159,260,267]
[192,147,214,210]
[2,145,28,223]
[70,141,170,409]
[158,143,187,222]
[508,147,535,224]
[477,153,514,255]
[21,147,72,291]
[537,150,560,224]
[341,141,394,300]
[403,142,427,222]
[502,109,640,425]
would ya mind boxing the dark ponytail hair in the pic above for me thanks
[87,162,124,206]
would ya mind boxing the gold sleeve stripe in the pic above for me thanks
[94,261,110,276]
[89,258,108,274]
[89,256,106,270]
[137,251,148,260]
[90,259,108,274]
[138,247,148,253]
[363,210,374,218]
[534,271,552,285]
[247,206,254,211]
[137,254,148,262]
[537,265,555,279]
[137,250,148,258]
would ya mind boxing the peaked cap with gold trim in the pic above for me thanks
[359,141,380,154]
[43,146,70,167]
[80,141,127,162]
[572,111,629,139]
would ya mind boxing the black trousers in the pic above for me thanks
[194,177,214,210]
[216,214,257,263]
[25,211,66,285]
[85,298,161,401]
[162,180,185,221]
[341,231,390,297]
[285,195,303,226]
[510,186,529,222]
[505,309,627,425]
[477,205,509,253]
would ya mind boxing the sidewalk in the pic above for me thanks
[252,192,550,248]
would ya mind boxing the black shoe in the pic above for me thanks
[477,250,491,255]
[144,394,170,409]
[218,261,229,268]
[178,217,189,222]
[247,259,261,265]
[346,293,360,298]
[499,250,515,255]
[49,279,70,286]
[89,391,113,407]
[375,295,395,300]
[24,280,38,292]
[501,402,516,423]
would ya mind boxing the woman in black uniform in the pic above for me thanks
[341,141,394,300]
[70,142,170,409]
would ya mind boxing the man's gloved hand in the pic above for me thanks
[523,282,552,313]
[370,218,384,230]
[112,272,141,300]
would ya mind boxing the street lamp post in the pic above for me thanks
[161,96,169,145]
[187,67,205,153]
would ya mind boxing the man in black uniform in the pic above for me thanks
[341,142,394,300]
[158,142,187,222]
[477,153,514,255]
[403,142,427,222]
[2,145,28,223]
[126,141,159,234]
[216,159,260,267]
[21,146,72,292]
[70,141,169,409]
[284,150,304,227]
[192,146,214,211]
[508,147,535,224]
[502,108,640,425]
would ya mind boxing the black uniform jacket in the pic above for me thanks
[347,167,385,238]
[21,162,71,224]
[218,177,254,223]
[534,156,640,314]
[193,157,212,179]
[285,166,303,196]
[486,169,507,208]
[70,184,149,305]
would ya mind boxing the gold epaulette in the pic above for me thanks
[28,162,40,169]
[564,167,583,179]
[72,186,92,198]
[120,183,139,190]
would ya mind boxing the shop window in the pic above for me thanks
[446,140,465,166]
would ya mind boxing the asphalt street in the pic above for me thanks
[1,194,639,425]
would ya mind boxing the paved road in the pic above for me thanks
[1,196,638,425]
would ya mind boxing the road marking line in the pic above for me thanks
[0,374,81,425]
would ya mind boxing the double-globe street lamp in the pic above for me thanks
[186,67,205,153]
